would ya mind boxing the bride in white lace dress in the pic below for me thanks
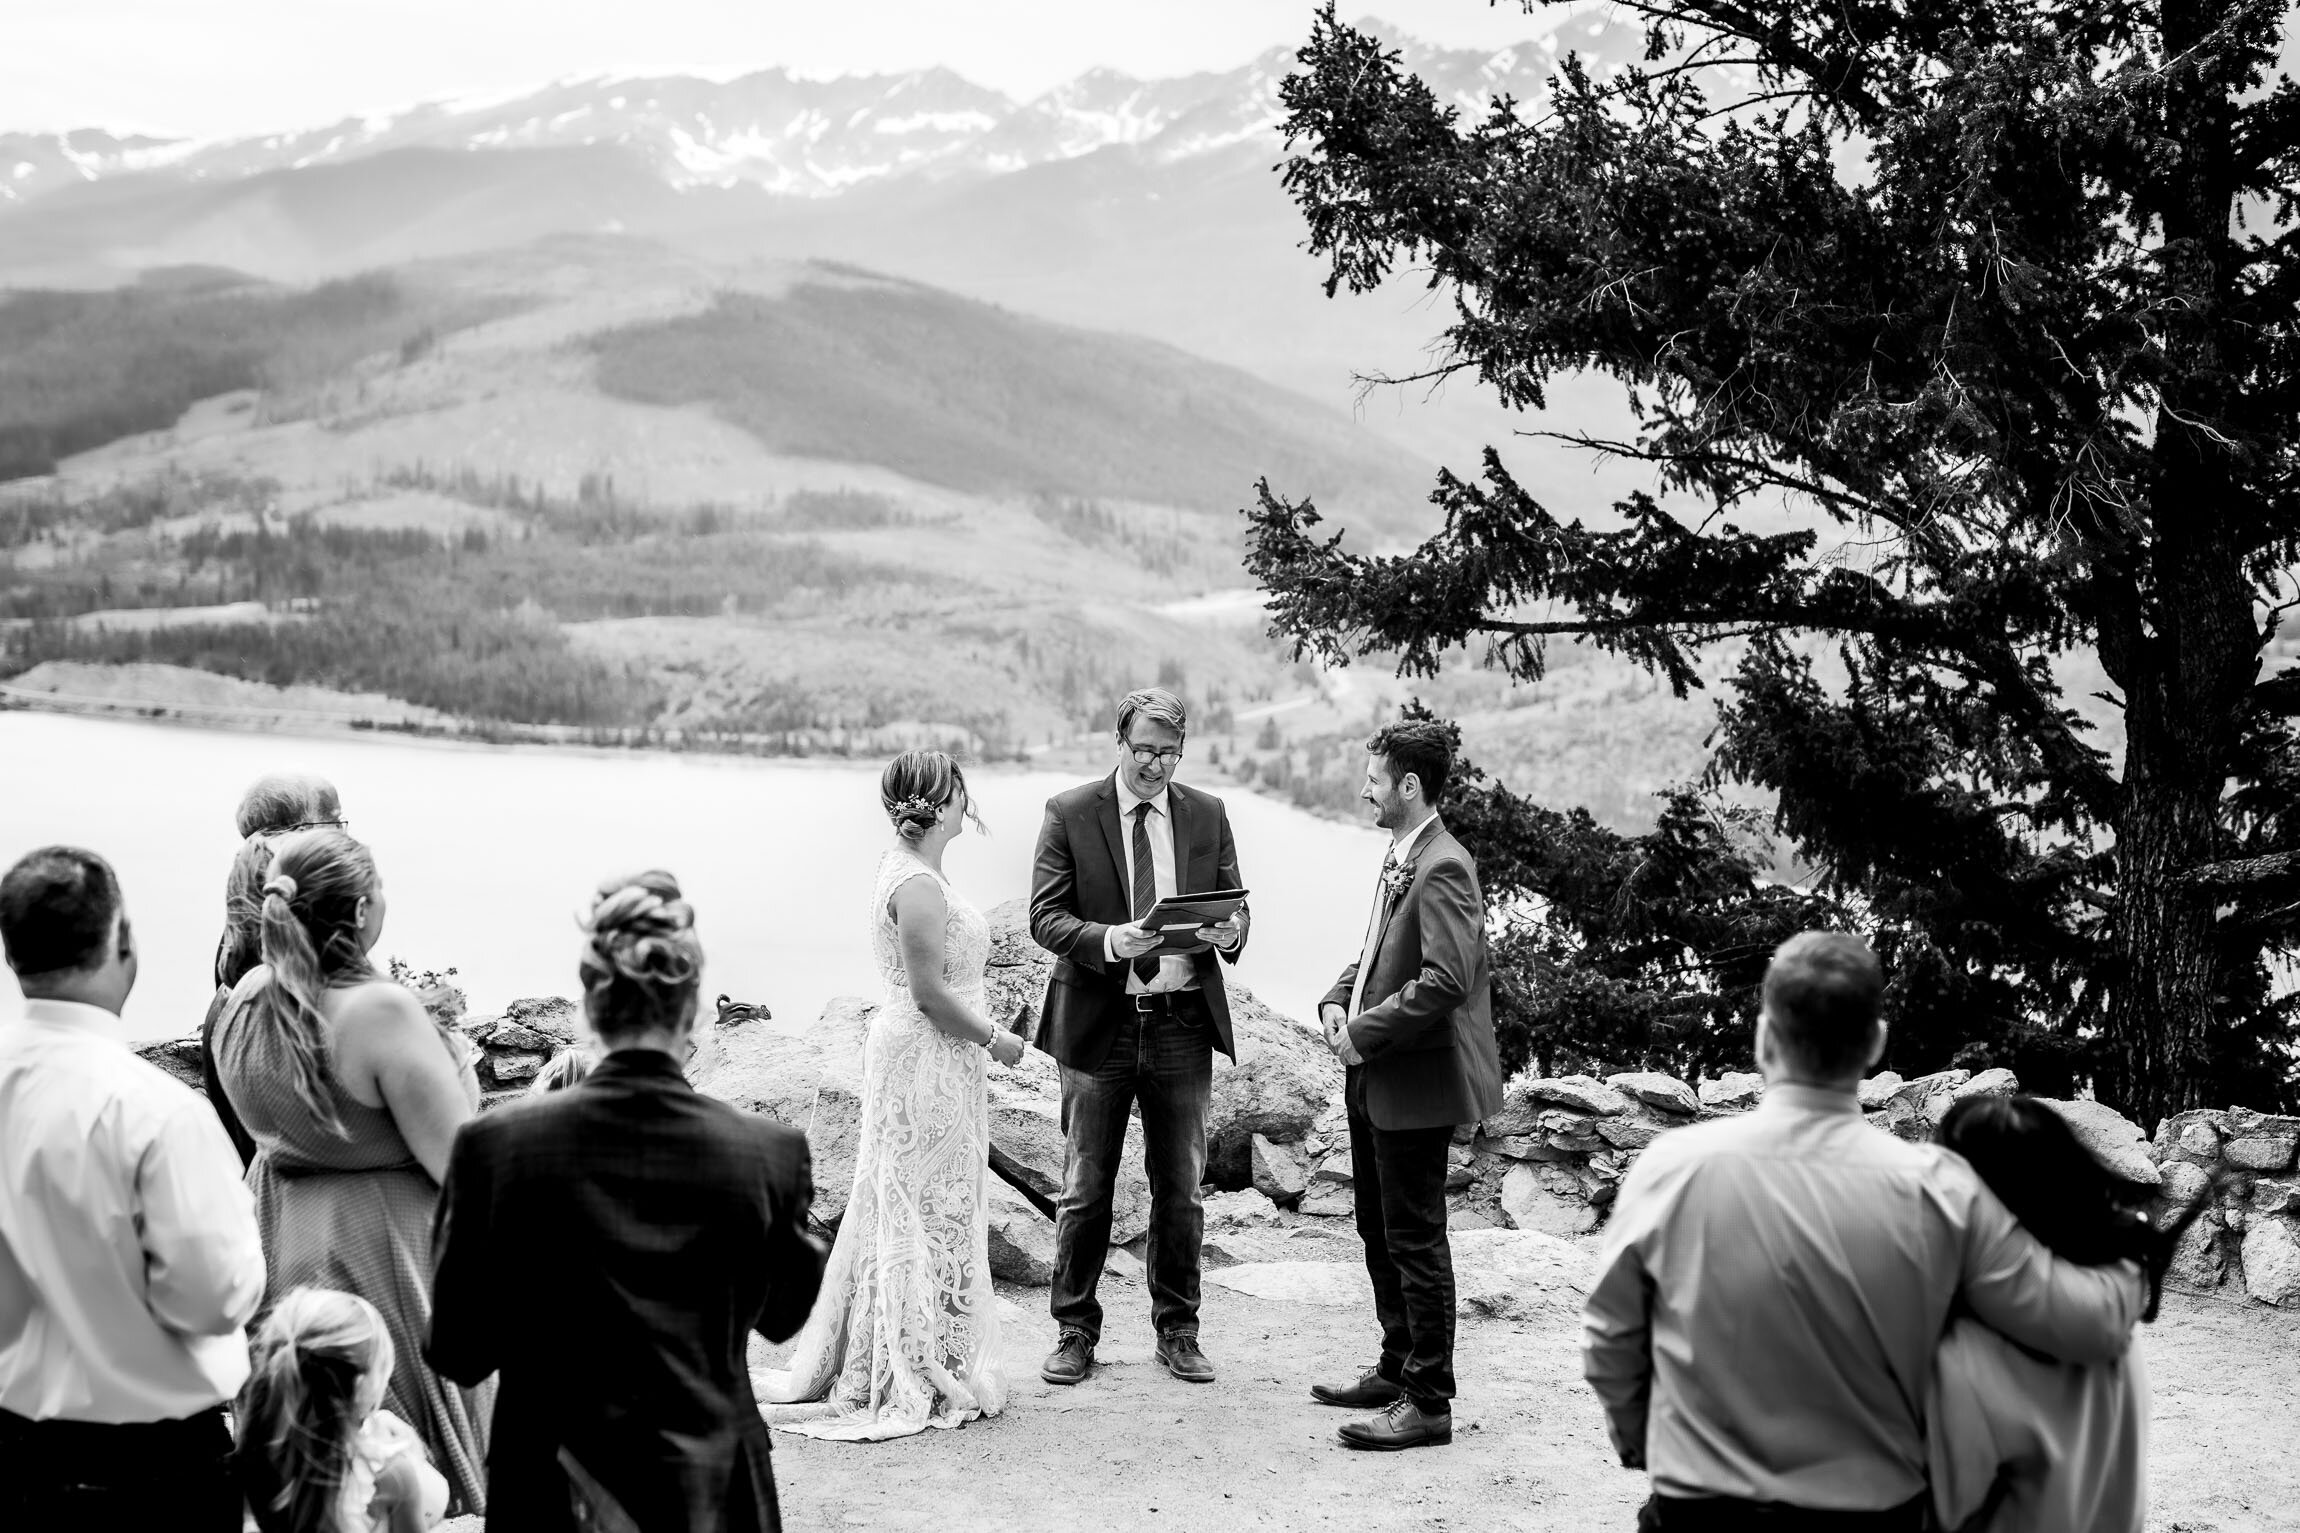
[756,749,1022,1440]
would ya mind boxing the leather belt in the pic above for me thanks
[1131,990,1203,1014]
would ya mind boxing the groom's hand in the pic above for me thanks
[1109,922,1161,959]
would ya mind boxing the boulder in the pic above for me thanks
[1207,988,1342,1186]
[1300,1186,1355,1219]
[2239,1216,2300,1306]
[1444,1143,1475,1191]
[2254,1179,2298,1217]
[986,1080,1154,1245]
[133,1038,208,1093]
[1596,1117,1665,1152]
[1856,1072,1905,1111]
[1251,1134,1310,1205]
[2164,1215,2226,1292]
[1453,1227,1596,1321]
[1887,1069,1969,1111]
[1698,1072,1764,1111]
[1539,1110,1608,1153]
[689,996,871,1231]
[1520,1075,1632,1118]
[2154,1110,2224,1164]
[1951,1068,2021,1101]
[2226,1132,2300,1174]
[501,996,580,1042]
[1499,1163,1599,1237]
[476,1019,559,1054]
[490,1052,544,1084]
[1475,1132,1564,1162]
[2036,1099,2160,1187]
[2157,1161,2214,1211]
[986,1180,1056,1286]
[1485,1074,1628,1136]
[1606,1072,1699,1117]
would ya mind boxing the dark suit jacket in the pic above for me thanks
[1323,819,1505,1132]
[1029,775,1247,1071]
[426,1051,824,1533]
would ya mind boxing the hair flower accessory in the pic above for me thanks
[894,794,940,821]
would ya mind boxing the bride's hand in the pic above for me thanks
[988,1030,1025,1068]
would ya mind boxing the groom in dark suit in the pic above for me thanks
[1029,687,1248,1388]
[1315,718,1504,1450]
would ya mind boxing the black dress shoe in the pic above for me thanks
[1338,1398,1452,1450]
[1154,1334,1217,1383]
[1311,1369,1404,1408]
[1041,1332,1095,1386]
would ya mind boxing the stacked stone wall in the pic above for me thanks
[2151,1106,2300,1306]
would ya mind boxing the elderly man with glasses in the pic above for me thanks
[1027,686,1249,1389]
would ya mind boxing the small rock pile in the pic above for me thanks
[2150,1106,2300,1307]
[457,996,581,1105]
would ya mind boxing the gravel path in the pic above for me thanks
[443,1259,2298,1532]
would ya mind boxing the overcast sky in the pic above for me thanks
[2,1,1583,139]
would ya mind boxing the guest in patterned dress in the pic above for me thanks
[756,748,1021,1439]
[209,829,491,1514]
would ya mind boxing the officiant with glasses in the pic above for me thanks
[1027,687,1249,1389]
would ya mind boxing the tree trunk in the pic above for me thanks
[2092,0,2258,1127]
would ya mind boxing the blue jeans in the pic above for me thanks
[1049,997,1214,1345]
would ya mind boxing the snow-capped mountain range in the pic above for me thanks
[0,15,1653,206]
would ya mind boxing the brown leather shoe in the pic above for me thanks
[1040,1332,1095,1386]
[1338,1398,1453,1450]
[1311,1369,1404,1409]
[1154,1333,1217,1383]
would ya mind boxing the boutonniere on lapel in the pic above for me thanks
[1379,856,1416,903]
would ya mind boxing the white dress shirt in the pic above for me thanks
[1103,771,1196,993]
[1347,811,1441,1019]
[1582,1083,2143,1511]
[0,999,265,1423]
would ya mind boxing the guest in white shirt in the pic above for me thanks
[0,845,267,1532]
[1582,931,2146,1532]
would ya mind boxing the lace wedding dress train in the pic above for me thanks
[755,850,1006,1440]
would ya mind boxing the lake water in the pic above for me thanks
[0,712,1391,1040]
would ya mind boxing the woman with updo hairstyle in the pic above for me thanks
[208,829,492,1515]
[427,871,826,1531]
[757,748,1017,1439]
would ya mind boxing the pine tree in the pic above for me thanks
[1249,4,2300,1117]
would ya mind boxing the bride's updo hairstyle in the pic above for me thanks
[580,870,704,1038]
[254,829,379,1135]
[879,749,986,843]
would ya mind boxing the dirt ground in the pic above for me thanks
[446,1260,2299,1533]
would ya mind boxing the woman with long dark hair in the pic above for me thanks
[209,830,491,1514]
[1928,1094,2203,1533]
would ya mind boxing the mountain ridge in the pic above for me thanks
[0,12,1660,206]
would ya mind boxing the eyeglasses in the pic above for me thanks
[1127,746,1184,766]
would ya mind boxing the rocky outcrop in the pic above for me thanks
[2150,1105,2300,1307]
[461,996,580,1105]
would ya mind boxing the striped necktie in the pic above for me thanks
[1131,801,1161,986]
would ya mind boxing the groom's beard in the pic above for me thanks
[1371,789,1406,831]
